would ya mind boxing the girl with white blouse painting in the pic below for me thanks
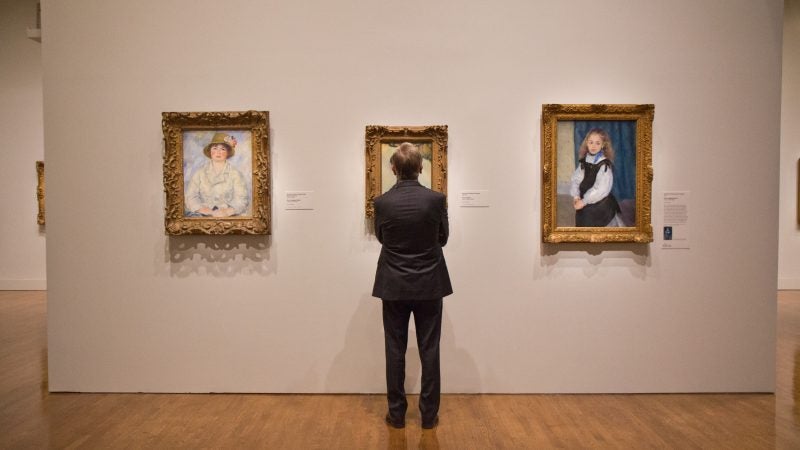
[570,128,623,227]
[184,132,249,217]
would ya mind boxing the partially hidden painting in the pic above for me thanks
[365,125,448,218]
[36,161,44,226]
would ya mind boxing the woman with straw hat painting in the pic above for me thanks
[184,132,249,217]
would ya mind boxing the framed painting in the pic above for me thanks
[541,104,654,243]
[365,125,448,217]
[162,110,270,235]
[36,161,45,226]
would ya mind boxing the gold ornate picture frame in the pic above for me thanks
[365,125,448,217]
[541,104,654,243]
[36,161,45,226]
[162,111,270,235]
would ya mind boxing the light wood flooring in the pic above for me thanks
[1,290,798,449]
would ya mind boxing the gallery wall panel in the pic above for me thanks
[44,0,781,393]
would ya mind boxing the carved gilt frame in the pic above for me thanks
[36,161,45,226]
[541,104,654,243]
[365,125,448,218]
[162,111,270,235]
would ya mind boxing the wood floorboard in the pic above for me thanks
[0,290,798,448]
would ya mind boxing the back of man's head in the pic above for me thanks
[390,142,423,180]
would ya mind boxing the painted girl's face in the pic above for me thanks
[586,133,604,155]
[209,144,229,162]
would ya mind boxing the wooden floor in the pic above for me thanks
[1,290,798,449]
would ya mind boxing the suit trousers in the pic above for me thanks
[382,298,443,423]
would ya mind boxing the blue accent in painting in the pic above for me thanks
[574,121,636,201]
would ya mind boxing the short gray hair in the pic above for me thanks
[389,142,422,180]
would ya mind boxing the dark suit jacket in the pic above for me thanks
[372,180,453,301]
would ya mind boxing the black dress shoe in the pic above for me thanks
[421,416,439,429]
[385,413,405,429]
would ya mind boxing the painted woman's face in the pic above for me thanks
[586,133,604,155]
[209,144,229,161]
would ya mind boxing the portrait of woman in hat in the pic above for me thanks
[184,131,251,217]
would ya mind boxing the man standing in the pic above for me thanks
[372,142,453,429]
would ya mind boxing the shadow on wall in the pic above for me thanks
[536,242,651,281]
[326,294,480,393]
[163,235,276,278]
[326,294,386,392]
[441,309,481,393]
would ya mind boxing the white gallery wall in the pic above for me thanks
[44,0,781,393]
[0,0,46,290]
[780,0,800,289]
